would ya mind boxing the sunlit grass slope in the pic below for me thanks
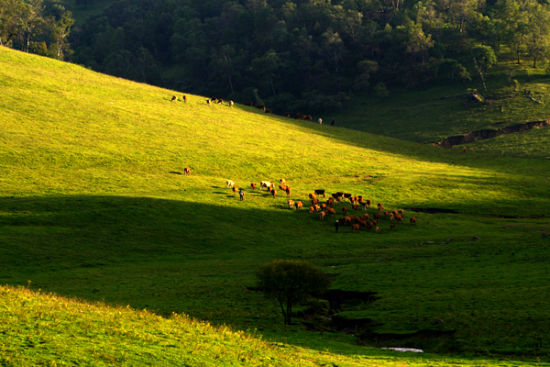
[1,46,550,363]
[3,285,538,367]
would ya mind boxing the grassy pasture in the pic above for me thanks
[1,46,550,364]
[326,62,550,146]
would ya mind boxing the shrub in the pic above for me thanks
[256,260,330,325]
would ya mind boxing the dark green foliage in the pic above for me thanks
[257,260,331,325]
[59,0,550,113]
[0,0,74,59]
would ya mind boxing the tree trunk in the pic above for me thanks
[286,300,292,325]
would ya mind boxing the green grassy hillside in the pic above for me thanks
[1,46,550,365]
[327,63,550,149]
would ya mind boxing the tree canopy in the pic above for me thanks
[3,0,550,112]
[256,259,331,325]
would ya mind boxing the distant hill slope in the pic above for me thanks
[327,64,550,153]
[1,46,550,363]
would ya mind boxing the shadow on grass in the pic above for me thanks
[1,194,549,361]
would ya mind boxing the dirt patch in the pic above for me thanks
[435,119,550,147]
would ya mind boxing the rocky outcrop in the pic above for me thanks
[436,119,550,147]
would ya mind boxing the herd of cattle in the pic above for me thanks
[170,94,330,123]
[225,177,417,233]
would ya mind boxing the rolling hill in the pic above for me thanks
[1,46,550,365]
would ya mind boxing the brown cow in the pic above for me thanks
[287,200,295,209]
[232,186,239,195]
[327,197,335,206]
[171,95,177,101]
[279,184,287,191]
[311,198,319,205]
[271,188,277,198]
[319,211,326,220]
[326,207,336,215]
[285,187,291,197]
[309,193,316,200]
[410,217,417,224]
[182,95,187,103]
[251,183,257,190]
[183,166,191,175]
[295,201,303,210]
[352,223,360,232]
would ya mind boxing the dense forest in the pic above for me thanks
[3,0,550,113]
[0,0,73,59]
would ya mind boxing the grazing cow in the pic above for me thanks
[410,217,417,224]
[226,180,235,188]
[366,199,372,207]
[313,204,320,212]
[260,181,273,190]
[344,193,352,199]
[321,203,327,210]
[319,211,326,220]
[279,184,288,191]
[327,197,335,206]
[309,206,316,213]
[309,193,316,200]
[352,223,360,232]
[295,201,303,210]
[326,207,336,215]
[270,188,277,198]
[218,98,224,104]
[314,189,326,197]
[182,95,187,103]
[232,186,239,195]
[171,95,177,101]
[311,198,319,205]
[250,183,257,190]
[183,166,191,175]
[285,187,291,197]
[288,200,295,209]
[344,216,352,226]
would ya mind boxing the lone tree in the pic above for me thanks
[256,259,330,325]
